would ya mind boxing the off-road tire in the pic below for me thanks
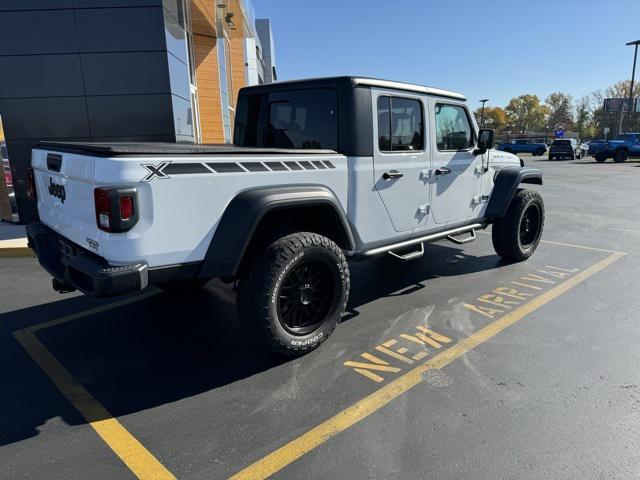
[492,189,544,262]
[157,278,210,293]
[237,232,349,358]
[614,149,628,163]
[595,153,607,163]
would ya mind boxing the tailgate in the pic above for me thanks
[32,148,101,252]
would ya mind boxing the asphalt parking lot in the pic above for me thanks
[2,154,640,480]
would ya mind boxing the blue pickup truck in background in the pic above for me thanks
[497,139,548,156]
[588,133,640,163]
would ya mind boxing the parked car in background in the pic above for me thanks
[497,139,547,156]
[548,139,581,160]
[588,133,640,163]
[2,142,12,187]
[579,141,590,157]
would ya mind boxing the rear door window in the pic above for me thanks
[377,96,424,152]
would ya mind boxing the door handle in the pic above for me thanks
[382,170,404,180]
[435,167,451,176]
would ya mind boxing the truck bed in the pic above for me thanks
[37,141,337,157]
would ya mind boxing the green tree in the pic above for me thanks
[545,92,574,130]
[473,106,507,131]
[505,94,548,134]
[574,95,592,139]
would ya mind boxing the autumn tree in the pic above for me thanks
[473,106,507,131]
[505,94,548,133]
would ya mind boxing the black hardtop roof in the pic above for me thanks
[35,142,337,157]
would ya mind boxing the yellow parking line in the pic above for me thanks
[0,238,34,257]
[14,328,175,480]
[13,290,172,480]
[476,230,623,254]
[229,251,625,480]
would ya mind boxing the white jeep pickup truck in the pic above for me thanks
[26,76,544,357]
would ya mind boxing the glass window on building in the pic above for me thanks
[217,36,233,143]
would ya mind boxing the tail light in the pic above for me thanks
[26,168,37,199]
[94,187,139,233]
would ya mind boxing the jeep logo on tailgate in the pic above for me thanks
[48,178,66,203]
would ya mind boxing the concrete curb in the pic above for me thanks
[0,238,34,257]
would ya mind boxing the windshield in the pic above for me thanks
[552,140,571,146]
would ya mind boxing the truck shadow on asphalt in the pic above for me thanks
[0,243,504,446]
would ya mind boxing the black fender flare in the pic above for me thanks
[485,166,542,219]
[199,185,355,278]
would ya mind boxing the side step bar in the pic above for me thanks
[363,223,485,258]
[388,243,425,262]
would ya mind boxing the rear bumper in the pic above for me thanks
[26,222,148,297]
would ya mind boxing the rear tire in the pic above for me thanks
[237,232,349,358]
[614,149,628,163]
[535,149,545,156]
[492,189,545,262]
[595,153,607,163]
[548,155,554,161]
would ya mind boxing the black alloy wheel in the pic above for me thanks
[277,257,337,335]
[519,203,542,249]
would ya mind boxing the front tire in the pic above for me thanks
[492,189,544,262]
[595,153,607,163]
[237,232,349,357]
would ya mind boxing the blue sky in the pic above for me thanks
[253,0,640,110]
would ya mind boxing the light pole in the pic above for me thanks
[617,39,640,135]
[479,99,489,127]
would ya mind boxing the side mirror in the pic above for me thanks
[475,128,495,154]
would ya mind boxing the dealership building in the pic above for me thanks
[0,0,276,223]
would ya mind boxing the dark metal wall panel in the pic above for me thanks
[81,51,171,96]
[0,54,84,98]
[0,10,77,55]
[73,0,161,7]
[86,94,174,137]
[0,97,91,139]
[0,3,190,222]
[75,7,166,52]
[0,0,73,11]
